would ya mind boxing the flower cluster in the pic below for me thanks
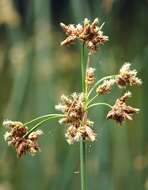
[2,18,142,159]
[96,63,142,96]
[117,63,142,87]
[55,93,96,144]
[85,67,96,85]
[94,63,141,124]
[60,18,108,53]
[107,92,139,124]
[96,79,115,95]
[3,120,43,158]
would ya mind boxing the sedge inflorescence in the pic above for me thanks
[96,79,116,95]
[96,63,142,95]
[55,93,96,144]
[59,18,142,139]
[116,62,142,87]
[107,92,139,124]
[95,63,141,123]
[85,67,96,85]
[2,18,142,158]
[60,18,108,53]
[3,120,43,157]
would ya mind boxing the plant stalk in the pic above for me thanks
[88,102,112,109]
[80,43,87,190]
[80,139,87,190]
[24,114,64,126]
[81,42,85,92]
[24,115,63,137]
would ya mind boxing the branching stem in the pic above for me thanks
[88,102,112,109]
[24,115,63,137]
[87,94,98,106]
[24,114,64,126]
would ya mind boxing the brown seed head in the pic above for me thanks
[60,18,109,53]
[65,120,96,144]
[55,93,96,144]
[55,93,85,127]
[117,63,142,87]
[107,92,139,124]
[85,67,96,85]
[3,120,43,157]
[96,79,115,95]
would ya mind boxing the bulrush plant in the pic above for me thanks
[3,18,142,190]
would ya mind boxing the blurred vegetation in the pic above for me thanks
[0,0,148,190]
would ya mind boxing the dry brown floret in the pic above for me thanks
[3,120,43,157]
[117,63,142,87]
[60,18,108,53]
[107,92,139,124]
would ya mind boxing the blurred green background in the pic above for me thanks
[0,0,148,190]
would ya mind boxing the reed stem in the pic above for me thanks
[80,43,87,190]
[81,42,85,92]
[80,139,87,190]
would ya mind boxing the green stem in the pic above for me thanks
[80,43,87,190]
[80,139,87,190]
[24,115,63,137]
[87,75,117,98]
[81,42,85,92]
[88,102,112,109]
[84,53,91,103]
[87,94,98,106]
[24,114,64,126]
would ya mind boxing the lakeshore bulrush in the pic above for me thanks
[2,18,142,190]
